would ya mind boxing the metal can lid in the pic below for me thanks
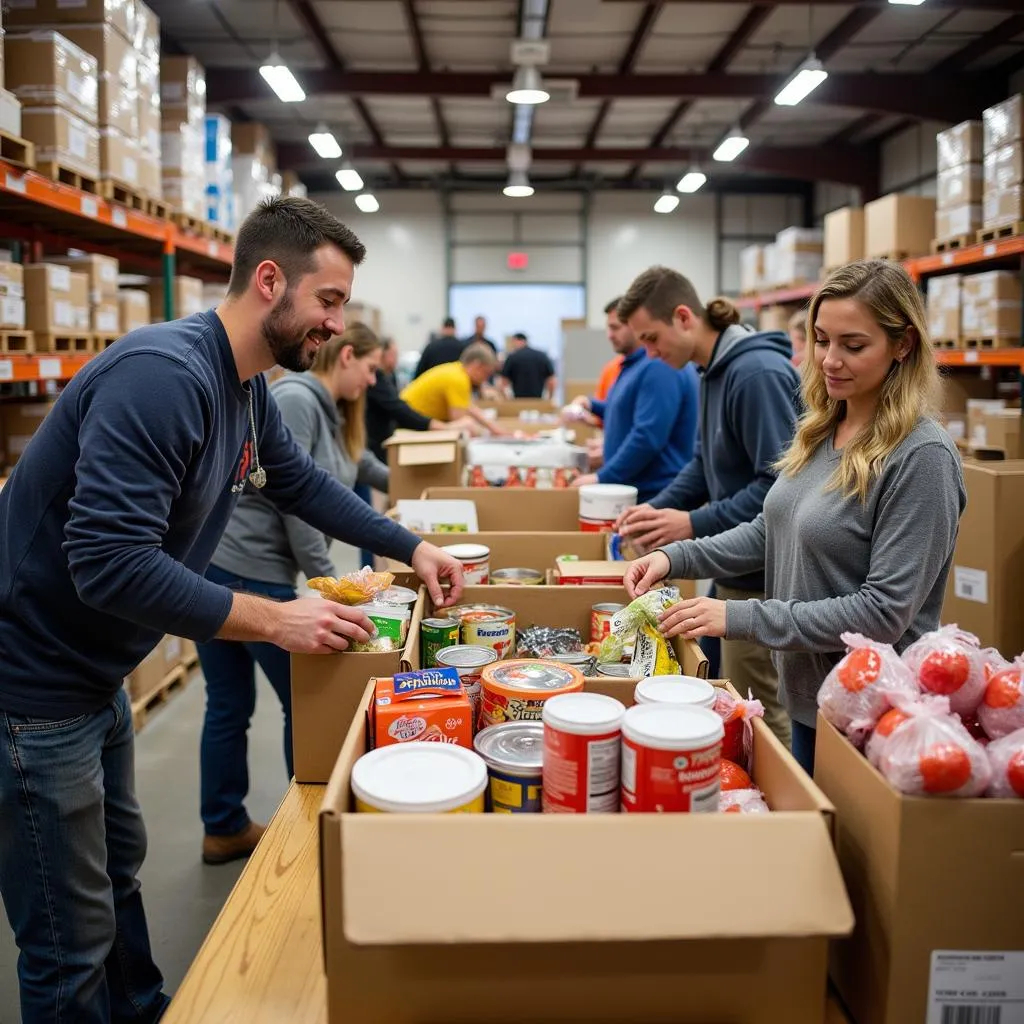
[422,617,459,629]
[351,743,487,813]
[634,676,716,709]
[491,568,543,581]
[621,703,724,751]
[442,544,490,561]
[451,604,514,621]
[436,644,499,669]
[543,692,625,735]
[473,722,543,774]
[597,663,635,678]
[592,602,625,614]
[374,585,418,606]
[482,659,583,692]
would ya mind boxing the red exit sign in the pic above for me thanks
[507,251,529,270]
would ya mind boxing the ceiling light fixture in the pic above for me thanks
[308,124,341,159]
[888,0,926,5]
[336,164,364,191]
[774,55,828,106]
[259,53,305,103]
[654,191,680,214]
[505,65,550,105]
[503,170,535,198]
[713,129,749,163]
[355,193,380,213]
[676,168,707,193]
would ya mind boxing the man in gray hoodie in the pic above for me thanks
[616,266,800,746]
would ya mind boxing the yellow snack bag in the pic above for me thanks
[307,569,395,605]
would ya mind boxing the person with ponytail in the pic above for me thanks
[615,265,801,746]
[625,259,965,774]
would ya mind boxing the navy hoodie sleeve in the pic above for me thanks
[688,369,798,538]
[64,353,235,639]
[252,380,421,565]
[649,429,711,510]
[598,361,683,485]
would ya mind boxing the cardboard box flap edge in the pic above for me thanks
[338,813,853,946]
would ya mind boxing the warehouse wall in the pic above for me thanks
[880,120,947,197]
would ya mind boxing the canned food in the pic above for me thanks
[479,659,584,728]
[633,676,717,709]
[442,543,490,585]
[620,704,724,813]
[591,602,625,644]
[474,722,543,813]
[549,651,597,676]
[597,663,635,678]
[450,604,516,660]
[436,644,498,725]
[420,617,461,668]
[374,585,419,606]
[491,567,544,586]
[352,742,487,814]
[542,692,625,814]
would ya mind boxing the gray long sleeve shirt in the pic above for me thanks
[661,418,965,726]
[212,373,390,586]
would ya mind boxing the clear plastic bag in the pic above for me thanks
[713,690,765,771]
[719,788,771,814]
[901,624,987,717]
[865,705,912,769]
[600,587,681,676]
[817,633,919,745]
[977,655,1024,741]
[307,568,395,605]
[877,695,992,797]
[985,727,1024,799]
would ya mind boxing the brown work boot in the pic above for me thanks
[202,821,266,865]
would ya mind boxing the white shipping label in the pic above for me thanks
[75,308,90,330]
[38,358,61,379]
[928,951,1024,1024]
[122,156,138,184]
[54,300,74,328]
[68,124,88,160]
[0,361,13,382]
[954,567,989,605]
[97,311,118,333]
[51,266,72,293]
[1,298,24,326]
[58,0,89,8]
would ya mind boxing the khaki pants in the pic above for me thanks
[716,584,792,750]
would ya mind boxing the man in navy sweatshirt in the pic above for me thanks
[615,266,800,747]
[0,196,463,1024]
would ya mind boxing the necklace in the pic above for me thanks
[245,385,267,489]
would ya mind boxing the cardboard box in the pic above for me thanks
[161,634,183,673]
[563,379,597,404]
[160,55,204,115]
[961,270,1022,340]
[935,203,982,241]
[936,120,984,171]
[0,261,25,329]
[90,299,118,334]
[4,30,98,123]
[0,87,22,137]
[937,163,983,209]
[24,264,88,333]
[422,486,581,531]
[864,193,936,258]
[740,243,764,293]
[21,105,99,177]
[319,675,853,1024]
[291,591,424,784]
[823,206,864,270]
[146,275,204,322]
[758,304,796,333]
[97,126,137,186]
[477,398,557,417]
[3,0,134,41]
[982,92,1023,152]
[0,399,55,464]
[983,184,1024,230]
[984,140,1024,194]
[974,409,1023,460]
[118,288,149,332]
[59,23,137,136]
[125,643,165,704]
[816,716,1024,1024]
[50,252,118,303]
[138,148,160,199]
[369,671,474,750]
[133,0,159,67]
[966,398,1007,445]
[925,273,962,343]
[553,558,628,585]
[384,430,464,503]
[232,120,275,166]
[137,57,160,157]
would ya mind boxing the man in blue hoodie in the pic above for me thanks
[572,300,699,502]
[0,196,464,1023]
[616,266,800,747]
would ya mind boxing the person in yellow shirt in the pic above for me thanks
[401,343,502,434]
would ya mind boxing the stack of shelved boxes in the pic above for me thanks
[22,263,89,349]
[925,274,963,348]
[774,228,823,287]
[281,170,307,198]
[0,257,26,336]
[935,121,984,244]
[161,56,206,220]
[118,288,151,333]
[232,122,280,221]
[982,94,1024,236]
[739,245,763,295]
[205,113,235,231]
[0,4,24,141]
[146,275,204,322]
[961,271,1022,349]
[134,1,161,201]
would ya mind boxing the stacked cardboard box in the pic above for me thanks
[161,56,206,219]
[823,206,864,271]
[280,170,306,198]
[205,113,235,230]
[50,253,119,335]
[5,30,99,178]
[232,121,280,222]
[118,288,150,333]
[925,273,962,346]
[982,93,1024,233]
[739,244,763,294]
[934,120,984,241]
[0,4,22,140]
[23,263,89,344]
[0,260,26,330]
[0,399,56,466]
[774,227,822,286]
[960,270,1022,346]
[865,193,936,258]
[134,1,161,198]
[146,275,204,322]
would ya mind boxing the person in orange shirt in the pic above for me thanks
[562,296,635,427]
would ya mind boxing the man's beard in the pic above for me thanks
[262,290,330,372]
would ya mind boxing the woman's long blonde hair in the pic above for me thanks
[311,321,382,461]
[776,259,940,503]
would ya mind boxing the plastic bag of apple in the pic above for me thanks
[818,628,1024,798]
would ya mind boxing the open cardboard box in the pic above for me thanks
[319,680,854,1023]
[421,486,581,531]
[384,430,464,502]
[478,398,557,416]
[291,590,425,783]
[814,715,1024,1024]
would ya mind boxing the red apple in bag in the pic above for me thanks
[985,727,1024,799]
[901,625,987,717]
[977,656,1024,741]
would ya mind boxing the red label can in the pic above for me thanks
[590,602,624,644]
[542,692,625,813]
[620,704,724,813]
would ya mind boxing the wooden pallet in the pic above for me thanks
[0,129,34,169]
[976,221,1024,244]
[931,337,961,349]
[94,334,120,350]
[183,650,199,672]
[141,193,171,220]
[131,665,188,732]
[34,332,94,353]
[963,336,1022,350]
[931,234,974,254]
[172,210,212,237]
[36,161,99,194]
[97,177,152,212]
[210,225,234,245]
[874,251,913,262]
[0,330,34,353]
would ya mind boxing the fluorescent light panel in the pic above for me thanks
[888,0,926,5]
[355,193,379,213]
[259,58,305,103]
[505,65,550,105]
[654,193,679,214]
[713,132,749,162]
[774,58,828,106]
[336,167,364,191]
[308,130,341,159]
[676,170,706,193]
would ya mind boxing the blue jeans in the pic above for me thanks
[197,565,295,837]
[353,482,375,568]
[791,719,817,777]
[0,687,169,1023]
[699,583,722,678]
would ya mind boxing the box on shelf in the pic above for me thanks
[0,261,25,329]
[0,399,55,465]
[132,0,160,67]
[4,30,98,124]
[3,0,134,42]
[936,163,983,209]
[816,716,1024,1024]
[774,226,822,285]
[739,244,764,294]
[982,184,1024,231]
[925,273,962,344]
[973,409,1023,460]
[90,299,118,334]
[21,105,99,177]
[138,149,160,199]
[0,87,22,137]
[936,120,984,172]
[137,55,160,158]
[761,241,779,289]
[160,55,204,123]
[758,304,797,334]
[24,264,88,333]
[823,206,864,270]
[984,141,1024,194]
[864,193,936,258]
[118,289,150,333]
[49,253,118,304]
[383,431,464,502]
[935,204,983,241]
[59,23,137,137]
[125,642,165,705]
[966,398,1008,447]
[146,275,205,322]
[98,127,138,187]
[982,92,1023,152]
[961,270,1022,341]
[232,121,275,167]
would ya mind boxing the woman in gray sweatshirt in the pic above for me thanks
[626,260,966,775]
[197,323,390,864]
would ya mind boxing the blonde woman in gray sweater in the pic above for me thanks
[626,260,966,774]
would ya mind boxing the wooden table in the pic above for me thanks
[163,783,327,1024]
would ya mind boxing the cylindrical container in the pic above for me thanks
[542,692,625,814]
[352,742,487,814]
[634,676,717,709]
[421,617,461,668]
[436,644,498,725]
[374,585,419,607]
[491,567,544,586]
[591,602,624,644]
[443,543,490,585]
[549,651,597,676]
[474,722,543,813]
[578,484,637,531]
[451,604,516,660]
[597,663,635,678]
[620,704,724,813]
[479,659,584,728]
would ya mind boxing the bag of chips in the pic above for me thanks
[600,587,681,676]
[307,568,394,606]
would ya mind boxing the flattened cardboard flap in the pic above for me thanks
[395,441,458,467]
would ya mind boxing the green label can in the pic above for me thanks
[421,617,461,667]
